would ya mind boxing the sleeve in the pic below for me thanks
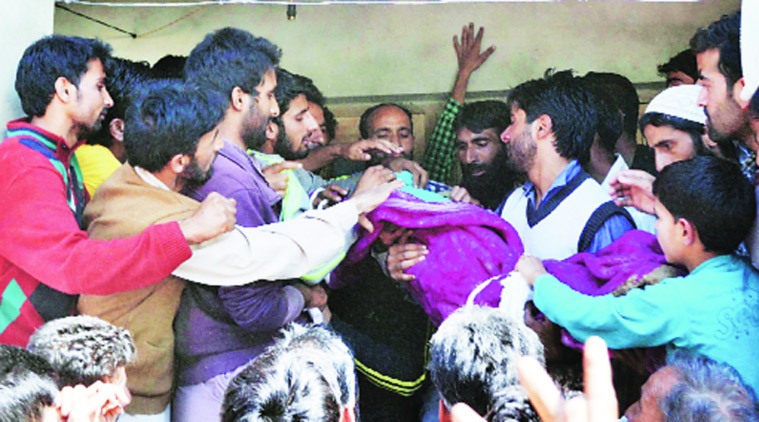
[0,153,191,296]
[422,98,461,184]
[586,213,636,253]
[172,200,359,285]
[532,273,687,349]
[217,282,304,333]
[208,173,274,228]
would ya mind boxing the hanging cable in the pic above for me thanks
[56,0,554,7]
[55,4,206,38]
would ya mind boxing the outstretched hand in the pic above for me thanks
[517,336,618,422]
[608,169,656,215]
[386,230,429,282]
[263,161,302,197]
[454,22,496,78]
[342,139,403,162]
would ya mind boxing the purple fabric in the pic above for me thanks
[333,192,681,333]
[331,191,524,326]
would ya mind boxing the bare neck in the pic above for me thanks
[30,113,78,148]
[527,153,571,207]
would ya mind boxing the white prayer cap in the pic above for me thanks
[643,85,706,125]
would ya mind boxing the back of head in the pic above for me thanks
[185,27,280,100]
[456,100,511,135]
[429,306,543,421]
[662,353,759,422]
[89,57,153,148]
[582,71,639,140]
[15,35,112,117]
[223,348,342,422]
[652,156,756,254]
[152,54,186,80]
[639,85,710,157]
[275,324,356,410]
[508,69,598,164]
[581,81,624,155]
[358,102,414,139]
[124,80,226,172]
[0,345,59,422]
[689,12,742,88]
[657,50,699,84]
[27,315,136,386]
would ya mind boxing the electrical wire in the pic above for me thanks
[56,0,556,7]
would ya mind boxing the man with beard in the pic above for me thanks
[499,70,634,260]
[453,100,520,211]
[0,35,240,348]
[690,11,758,268]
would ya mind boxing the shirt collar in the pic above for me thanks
[521,159,582,199]
[134,166,172,191]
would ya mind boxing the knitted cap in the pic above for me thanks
[643,85,707,125]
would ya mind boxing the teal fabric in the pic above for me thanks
[534,254,759,394]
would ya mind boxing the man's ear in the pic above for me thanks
[168,153,190,175]
[677,217,697,246]
[533,114,553,141]
[439,399,452,422]
[733,77,749,109]
[230,86,247,112]
[110,118,124,143]
[54,76,76,104]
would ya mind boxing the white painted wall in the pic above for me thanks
[1,0,55,137]
[53,1,740,99]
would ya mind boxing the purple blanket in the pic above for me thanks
[330,191,523,326]
[331,192,681,329]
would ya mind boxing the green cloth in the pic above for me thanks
[422,98,461,184]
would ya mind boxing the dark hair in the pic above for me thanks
[124,80,226,172]
[89,57,153,148]
[151,54,186,80]
[662,353,759,422]
[508,69,598,164]
[749,87,759,121]
[185,27,280,101]
[582,71,639,138]
[582,82,624,154]
[690,12,742,88]
[639,112,711,157]
[657,50,698,84]
[27,315,136,387]
[358,103,414,139]
[15,35,112,117]
[274,68,319,116]
[653,156,756,254]
[0,345,60,422]
[456,100,511,135]
[322,105,338,141]
[428,306,543,422]
[223,349,342,422]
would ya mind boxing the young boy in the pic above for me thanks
[516,156,759,395]
[27,315,136,388]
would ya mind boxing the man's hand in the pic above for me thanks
[515,254,547,287]
[454,23,495,79]
[179,192,236,245]
[451,23,495,104]
[57,381,131,422]
[263,161,303,197]
[313,184,349,208]
[517,336,618,422]
[384,157,429,188]
[450,186,481,206]
[345,177,405,233]
[387,231,428,282]
[608,169,656,215]
[294,282,328,309]
[353,165,397,197]
[341,139,403,162]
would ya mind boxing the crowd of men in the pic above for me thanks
[1,6,758,422]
